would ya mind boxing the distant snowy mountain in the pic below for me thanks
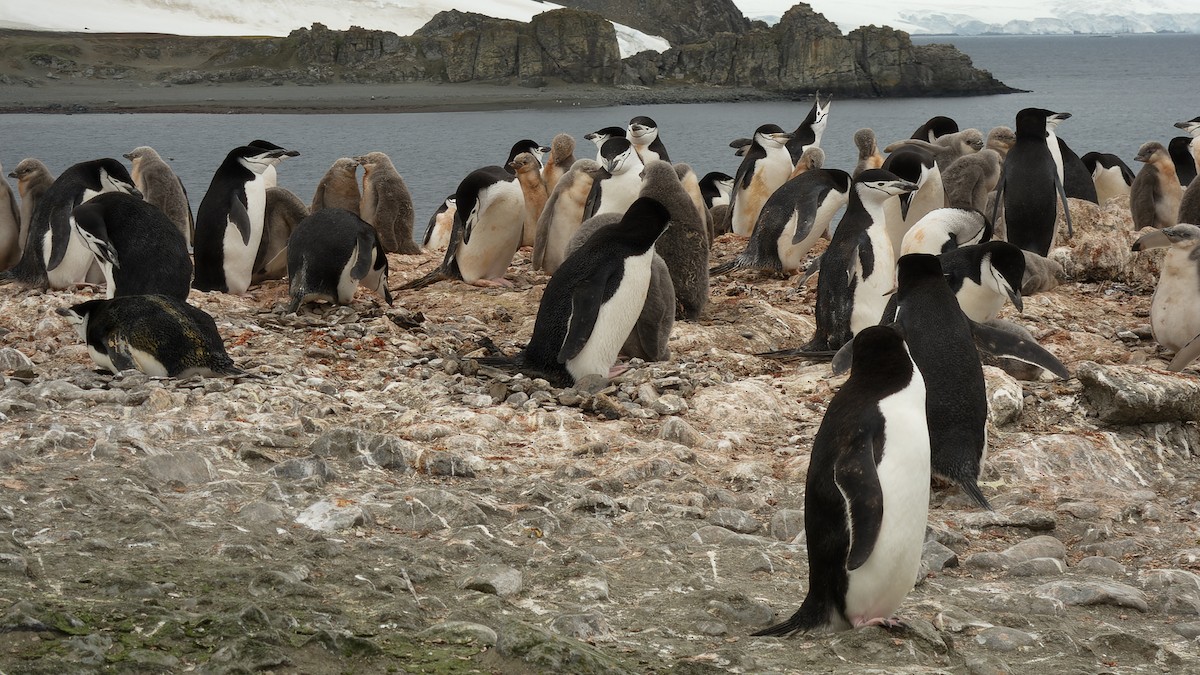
[735,0,1200,35]
[0,0,671,59]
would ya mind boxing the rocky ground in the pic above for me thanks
[1,197,1199,674]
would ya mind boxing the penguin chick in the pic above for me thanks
[1130,141,1182,230]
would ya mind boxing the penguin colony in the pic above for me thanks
[1,103,1197,638]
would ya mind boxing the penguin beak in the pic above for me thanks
[539,145,551,154]
[771,132,794,143]
[584,132,598,141]
[1051,112,1072,122]
[122,153,133,160]
[1007,287,1024,313]
[127,186,143,199]
[1132,229,1172,251]
[6,171,15,178]
[1134,149,1152,163]
[269,149,300,158]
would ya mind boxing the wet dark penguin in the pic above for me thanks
[475,198,669,387]
[57,295,241,378]
[70,192,192,300]
[993,108,1074,256]
[6,158,140,289]
[711,166,851,277]
[193,145,295,294]
[285,208,393,313]
[753,325,929,636]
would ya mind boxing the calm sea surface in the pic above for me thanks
[0,34,1195,236]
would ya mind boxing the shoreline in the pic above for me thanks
[0,80,797,115]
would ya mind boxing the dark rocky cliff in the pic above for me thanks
[0,4,1013,97]
[553,0,749,46]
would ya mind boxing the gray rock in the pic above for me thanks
[921,540,959,575]
[269,457,334,483]
[1088,631,1181,665]
[418,621,498,646]
[1033,580,1149,612]
[1079,537,1143,558]
[460,564,522,597]
[984,366,1023,426]
[660,417,705,447]
[396,489,487,531]
[420,451,478,478]
[1056,501,1101,519]
[707,507,760,534]
[933,606,993,633]
[1078,361,1200,424]
[1139,569,1200,614]
[1001,535,1066,563]
[495,620,629,672]
[974,626,1038,651]
[549,612,612,641]
[689,525,765,547]
[651,394,687,415]
[0,553,29,577]
[1173,622,1200,640]
[295,497,372,532]
[1076,556,1126,577]
[142,451,215,485]
[965,655,1013,674]
[1007,557,1065,577]
[957,508,1056,531]
[965,552,1011,571]
[769,509,804,542]
[0,348,33,372]
[26,380,86,402]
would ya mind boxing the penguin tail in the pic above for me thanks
[472,337,518,372]
[284,295,303,314]
[957,477,993,510]
[709,259,740,276]
[398,267,450,291]
[752,598,827,637]
[756,345,837,362]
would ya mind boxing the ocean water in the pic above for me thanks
[0,34,1195,235]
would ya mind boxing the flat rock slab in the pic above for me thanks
[1078,361,1200,424]
[1034,580,1149,612]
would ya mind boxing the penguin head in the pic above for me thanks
[1045,111,1071,130]
[122,146,162,165]
[613,197,670,250]
[854,169,918,204]
[980,241,1026,313]
[56,299,105,340]
[584,127,626,150]
[332,157,359,177]
[507,140,547,168]
[1014,108,1059,138]
[600,138,638,175]
[808,93,831,135]
[797,147,825,172]
[1176,116,1200,137]
[854,128,879,155]
[627,116,659,144]
[848,325,914,380]
[248,139,301,158]
[354,151,394,175]
[753,124,792,148]
[986,126,1016,154]
[93,159,140,199]
[508,152,540,176]
[1134,141,1167,164]
[916,115,959,142]
[957,128,985,152]
[550,133,575,160]
[640,160,677,186]
[1133,223,1200,252]
[234,145,297,174]
[9,157,50,182]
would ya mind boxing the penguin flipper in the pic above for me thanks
[350,229,374,281]
[558,275,608,363]
[830,338,854,376]
[401,211,466,291]
[1053,171,1073,239]
[229,192,253,246]
[1168,333,1200,372]
[582,173,605,221]
[46,202,74,271]
[789,192,824,246]
[990,170,1006,232]
[835,433,884,571]
[969,319,1069,380]
[709,259,740,276]
[798,254,822,287]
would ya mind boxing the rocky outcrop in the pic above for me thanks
[554,0,749,46]
[0,4,1011,96]
[623,5,1012,96]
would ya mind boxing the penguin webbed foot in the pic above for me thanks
[469,277,515,289]
[853,616,904,630]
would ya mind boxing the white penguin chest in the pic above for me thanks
[456,181,524,283]
[850,218,897,335]
[222,177,267,295]
[1151,247,1200,352]
[594,171,642,217]
[843,373,930,625]
[565,248,655,382]
[777,193,843,273]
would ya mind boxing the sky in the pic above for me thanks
[1,0,1196,45]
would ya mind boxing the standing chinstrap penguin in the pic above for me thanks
[754,324,929,635]
[193,144,295,294]
[475,197,670,386]
[993,108,1074,256]
[727,124,794,237]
